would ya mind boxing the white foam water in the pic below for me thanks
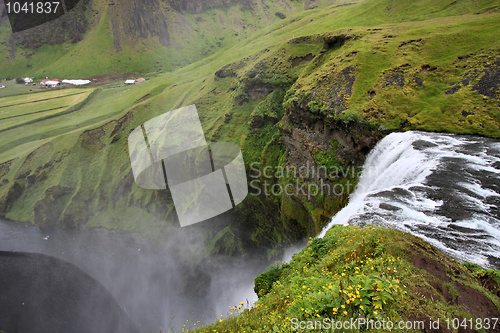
[318,131,500,268]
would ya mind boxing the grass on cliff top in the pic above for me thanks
[191,225,500,333]
[284,11,500,137]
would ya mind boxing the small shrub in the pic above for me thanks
[255,263,289,298]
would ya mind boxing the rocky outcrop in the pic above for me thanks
[110,0,171,48]
[169,0,252,13]
[0,181,23,214]
[281,110,378,168]
[276,96,382,233]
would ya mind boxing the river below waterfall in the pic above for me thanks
[319,131,500,268]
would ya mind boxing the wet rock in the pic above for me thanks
[379,203,401,211]
[412,139,438,150]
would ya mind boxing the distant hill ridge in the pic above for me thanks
[0,0,326,77]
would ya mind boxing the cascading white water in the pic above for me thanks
[319,131,500,268]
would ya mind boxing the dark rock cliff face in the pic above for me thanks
[0,0,253,53]
[277,101,383,235]
[0,0,91,51]
[0,0,173,52]
[281,107,378,169]
[109,0,171,49]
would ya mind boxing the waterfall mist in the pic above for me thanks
[0,219,269,332]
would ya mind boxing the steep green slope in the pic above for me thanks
[195,226,500,332]
[0,0,499,256]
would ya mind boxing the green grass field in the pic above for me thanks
[0,83,47,98]
[0,89,93,130]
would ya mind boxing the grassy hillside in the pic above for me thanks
[194,225,500,332]
[0,0,499,254]
[2,0,499,78]
[0,0,339,78]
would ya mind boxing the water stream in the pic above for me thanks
[319,131,500,268]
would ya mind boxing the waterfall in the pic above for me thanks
[319,131,500,268]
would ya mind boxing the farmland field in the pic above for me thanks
[0,89,93,131]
